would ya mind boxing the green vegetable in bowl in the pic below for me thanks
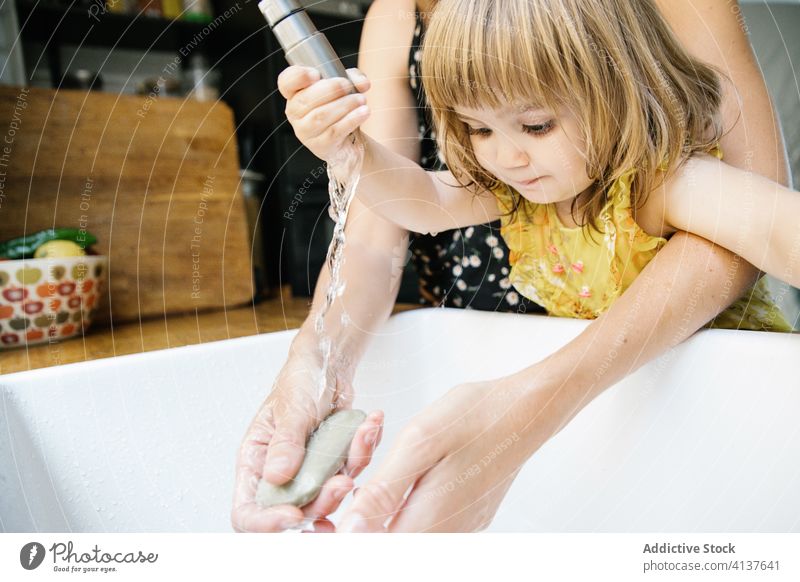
[0,228,97,260]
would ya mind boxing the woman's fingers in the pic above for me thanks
[301,473,354,519]
[337,424,441,532]
[343,410,384,479]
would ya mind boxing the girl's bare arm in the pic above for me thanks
[290,0,419,361]
[356,134,501,233]
[663,155,800,288]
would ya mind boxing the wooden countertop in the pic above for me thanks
[0,286,422,376]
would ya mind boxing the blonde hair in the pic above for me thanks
[421,0,724,230]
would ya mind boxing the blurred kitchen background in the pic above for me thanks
[0,0,797,322]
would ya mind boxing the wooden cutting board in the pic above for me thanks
[0,86,254,324]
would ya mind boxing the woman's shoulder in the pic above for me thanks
[360,0,419,77]
[361,0,418,57]
[364,0,418,23]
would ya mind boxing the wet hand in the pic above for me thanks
[337,378,535,532]
[232,351,384,532]
[277,65,371,165]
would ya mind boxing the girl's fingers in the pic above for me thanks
[297,92,367,139]
[343,410,384,479]
[345,67,371,94]
[231,502,305,533]
[278,65,367,104]
[235,409,274,479]
[297,413,382,521]
[285,77,356,121]
[313,103,370,151]
[231,401,276,512]
[277,65,320,100]
[230,450,304,532]
[306,518,336,533]
[262,406,317,485]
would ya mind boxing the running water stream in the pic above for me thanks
[314,136,364,402]
[262,138,363,532]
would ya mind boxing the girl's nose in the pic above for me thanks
[495,137,528,169]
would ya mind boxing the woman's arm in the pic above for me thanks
[656,0,791,188]
[358,0,420,161]
[337,230,768,532]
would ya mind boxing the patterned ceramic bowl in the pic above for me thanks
[0,255,107,349]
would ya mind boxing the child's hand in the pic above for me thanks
[278,65,371,165]
[232,350,383,533]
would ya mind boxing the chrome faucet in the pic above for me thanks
[259,0,353,87]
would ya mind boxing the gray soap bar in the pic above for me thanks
[255,409,367,508]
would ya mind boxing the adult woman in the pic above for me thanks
[232,0,789,532]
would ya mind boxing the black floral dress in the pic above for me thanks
[406,11,544,314]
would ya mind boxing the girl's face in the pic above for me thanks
[454,104,594,206]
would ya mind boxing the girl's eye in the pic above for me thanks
[466,126,492,137]
[522,121,554,136]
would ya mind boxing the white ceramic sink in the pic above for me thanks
[1,308,799,532]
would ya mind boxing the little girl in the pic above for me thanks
[279,0,799,331]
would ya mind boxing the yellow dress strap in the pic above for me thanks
[605,169,667,254]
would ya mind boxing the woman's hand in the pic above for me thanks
[232,348,384,532]
[278,65,371,165]
[337,377,540,532]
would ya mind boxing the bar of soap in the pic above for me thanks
[256,409,367,508]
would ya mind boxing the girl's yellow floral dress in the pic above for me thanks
[494,169,794,333]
